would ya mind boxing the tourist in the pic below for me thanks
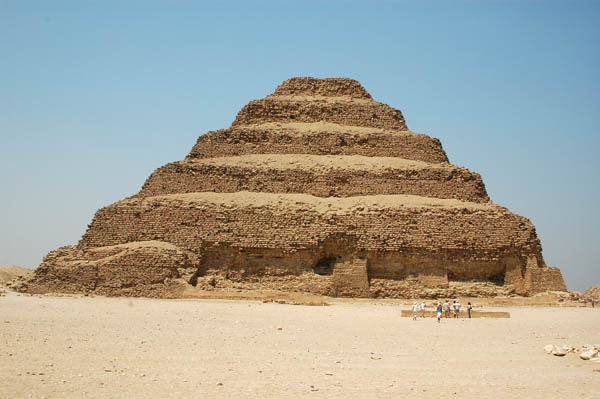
[456,300,461,317]
[443,301,450,318]
[583,299,587,307]
[420,301,426,317]
[453,301,458,318]
[412,302,419,320]
[593,299,596,308]
[436,302,443,323]
[467,302,473,319]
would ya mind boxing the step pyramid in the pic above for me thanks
[23,77,566,298]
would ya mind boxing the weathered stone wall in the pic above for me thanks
[329,256,370,297]
[525,267,567,294]
[192,246,529,298]
[74,192,544,297]
[186,127,449,163]
[24,242,199,297]
[369,279,516,299]
[232,98,407,130]
[137,159,489,202]
[271,77,372,99]
[79,193,536,255]
[26,189,561,298]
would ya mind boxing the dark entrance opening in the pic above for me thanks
[189,267,206,287]
[313,258,335,276]
[446,267,506,286]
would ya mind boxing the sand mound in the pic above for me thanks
[0,266,33,284]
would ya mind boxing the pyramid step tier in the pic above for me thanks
[81,191,533,255]
[232,97,407,131]
[271,77,373,99]
[138,154,489,202]
[187,122,448,163]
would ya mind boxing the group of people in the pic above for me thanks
[583,298,595,307]
[412,300,473,322]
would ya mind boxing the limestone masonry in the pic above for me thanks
[23,77,567,298]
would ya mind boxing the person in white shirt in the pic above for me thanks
[420,301,426,318]
[412,302,419,320]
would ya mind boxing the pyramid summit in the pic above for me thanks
[270,77,373,99]
[22,77,566,298]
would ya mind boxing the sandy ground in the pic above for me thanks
[1,291,599,399]
[245,121,417,136]
[145,191,492,213]
[267,94,374,104]
[186,153,438,172]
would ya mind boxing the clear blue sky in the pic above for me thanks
[1,1,599,292]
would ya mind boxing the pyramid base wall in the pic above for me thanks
[22,243,565,299]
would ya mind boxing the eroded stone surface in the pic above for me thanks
[23,77,566,298]
[186,124,448,163]
[139,155,488,202]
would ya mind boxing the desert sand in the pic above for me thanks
[1,289,599,399]
[145,191,493,212]
[187,153,438,172]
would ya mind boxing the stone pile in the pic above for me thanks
[21,77,567,298]
[584,285,600,300]
[545,344,600,362]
